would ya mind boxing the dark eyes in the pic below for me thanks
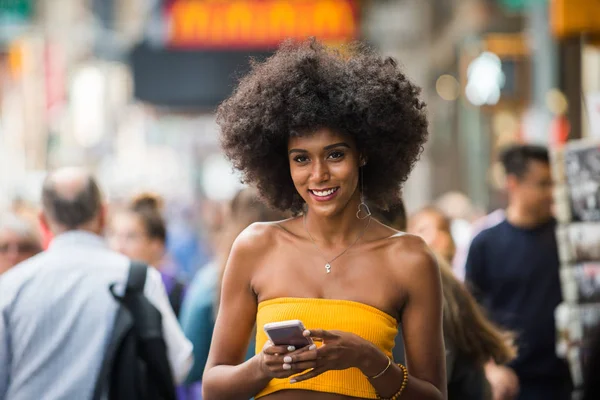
[292,151,345,163]
[293,155,309,163]
[328,151,344,160]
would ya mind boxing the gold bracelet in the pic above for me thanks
[368,356,392,379]
[376,363,408,400]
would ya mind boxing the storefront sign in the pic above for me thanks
[166,0,358,49]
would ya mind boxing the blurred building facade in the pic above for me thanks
[0,0,598,214]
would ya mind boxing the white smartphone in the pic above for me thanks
[263,320,314,347]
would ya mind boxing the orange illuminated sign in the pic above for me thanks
[166,0,358,49]
[551,0,600,38]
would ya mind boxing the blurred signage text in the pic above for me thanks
[166,0,358,49]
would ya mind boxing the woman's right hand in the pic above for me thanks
[259,341,318,379]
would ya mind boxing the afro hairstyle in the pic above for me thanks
[217,38,428,214]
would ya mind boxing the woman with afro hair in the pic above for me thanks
[202,39,446,400]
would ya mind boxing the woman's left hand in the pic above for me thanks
[288,329,386,383]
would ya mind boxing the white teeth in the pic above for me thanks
[312,188,338,197]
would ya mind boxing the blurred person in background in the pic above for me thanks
[434,192,506,282]
[438,254,516,400]
[374,202,517,400]
[0,213,42,274]
[179,188,285,389]
[166,202,210,282]
[203,39,446,400]
[452,208,505,282]
[0,167,192,400]
[110,194,187,316]
[465,145,571,400]
[407,206,456,264]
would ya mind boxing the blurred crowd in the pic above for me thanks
[2,143,599,400]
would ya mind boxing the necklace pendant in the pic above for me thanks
[325,263,331,273]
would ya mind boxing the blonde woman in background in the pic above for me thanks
[0,213,42,275]
[408,206,456,264]
[179,188,286,386]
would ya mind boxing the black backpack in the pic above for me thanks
[168,280,185,317]
[93,262,177,400]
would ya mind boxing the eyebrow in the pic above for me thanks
[288,142,351,155]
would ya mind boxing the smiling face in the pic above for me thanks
[288,128,362,218]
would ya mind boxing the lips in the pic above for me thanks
[308,187,340,202]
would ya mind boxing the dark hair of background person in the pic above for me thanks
[371,202,408,231]
[214,188,287,313]
[41,174,102,229]
[500,144,550,179]
[374,201,517,366]
[217,38,429,214]
[128,193,167,243]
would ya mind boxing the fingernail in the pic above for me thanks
[303,330,310,336]
[309,344,317,350]
[283,363,291,370]
[287,346,295,352]
[284,356,292,363]
[290,379,297,384]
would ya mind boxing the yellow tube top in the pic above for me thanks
[255,297,398,399]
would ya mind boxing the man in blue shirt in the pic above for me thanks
[466,145,571,400]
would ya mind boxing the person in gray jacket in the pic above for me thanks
[0,167,193,400]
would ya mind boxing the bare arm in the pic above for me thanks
[201,225,271,400]
[399,237,447,400]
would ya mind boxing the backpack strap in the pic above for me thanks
[92,261,146,400]
[127,261,148,293]
[168,281,185,317]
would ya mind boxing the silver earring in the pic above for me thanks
[356,166,371,220]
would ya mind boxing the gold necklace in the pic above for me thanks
[303,213,372,274]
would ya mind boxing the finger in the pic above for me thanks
[288,360,318,371]
[264,345,293,355]
[282,347,318,364]
[279,344,312,359]
[315,344,332,357]
[287,343,317,356]
[264,354,285,366]
[304,329,336,340]
[280,361,317,374]
[290,366,328,383]
[262,340,273,350]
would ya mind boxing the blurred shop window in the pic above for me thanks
[201,153,245,202]
[71,64,106,148]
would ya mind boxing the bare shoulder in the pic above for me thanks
[384,233,440,282]
[232,220,283,251]
[221,222,283,287]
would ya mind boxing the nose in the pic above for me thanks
[311,159,330,182]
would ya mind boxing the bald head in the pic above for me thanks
[41,168,103,231]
